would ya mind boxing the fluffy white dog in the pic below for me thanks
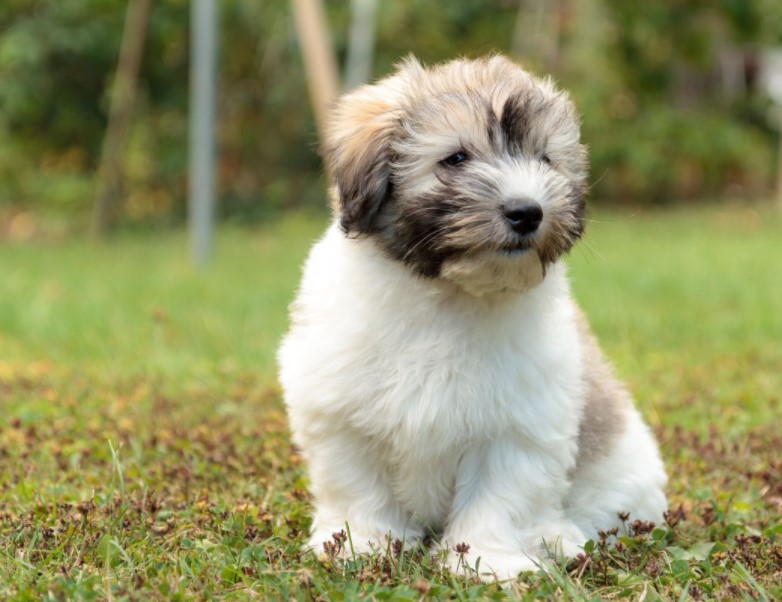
[278,55,668,581]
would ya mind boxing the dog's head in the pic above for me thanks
[324,55,588,298]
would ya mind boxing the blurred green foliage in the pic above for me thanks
[0,0,780,227]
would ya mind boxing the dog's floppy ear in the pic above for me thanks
[323,85,399,235]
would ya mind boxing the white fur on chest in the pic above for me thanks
[279,225,586,526]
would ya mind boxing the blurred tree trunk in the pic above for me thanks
[290,0,340,146]
[92,0,153,236]
[511,0,569,72]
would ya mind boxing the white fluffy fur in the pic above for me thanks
[279,225,668,581]
[278,55,668,582]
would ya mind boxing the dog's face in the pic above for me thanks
[325,56,588,297]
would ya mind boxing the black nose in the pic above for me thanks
[503,201,543,235]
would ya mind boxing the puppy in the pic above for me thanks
[278,55,667,581]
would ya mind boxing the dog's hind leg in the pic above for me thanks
[565,308,668,539]
[564,406,668,540]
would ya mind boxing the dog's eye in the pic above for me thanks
[442,151,468,167]
[541,154,551,165]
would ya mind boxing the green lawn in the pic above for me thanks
[1,203,780,600]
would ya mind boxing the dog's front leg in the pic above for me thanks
[442,436,586,582]
[304,432,419,557]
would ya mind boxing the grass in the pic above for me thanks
[1,203,780,600]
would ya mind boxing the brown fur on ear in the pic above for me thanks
[323,84,401,235]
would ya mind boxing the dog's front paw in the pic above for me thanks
[308,528,378,558]
[309,526,420,559]
[527,521,588,561]
[446,546,542,582]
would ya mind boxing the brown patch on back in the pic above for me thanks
[573,305,630,470]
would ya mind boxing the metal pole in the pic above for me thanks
[345,0,378,90]
[189,0,218,268]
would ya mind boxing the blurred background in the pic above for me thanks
[1,9,781,597]
[1,0,781,238]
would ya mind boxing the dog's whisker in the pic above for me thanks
[576,238,607,264]
[401,225,452,261]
